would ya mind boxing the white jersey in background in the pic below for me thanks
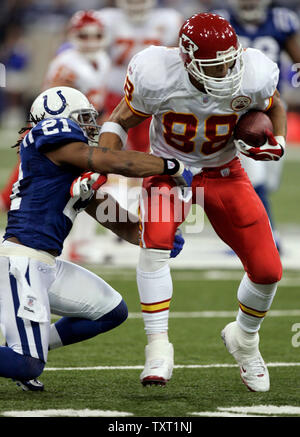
[125,46,279,172]
[43,48,111,112]
[96,7,183,95]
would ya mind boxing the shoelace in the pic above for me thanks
[243,357,266,377]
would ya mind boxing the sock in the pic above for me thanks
[0,346,44,380]
[237,273,278,333]
[148,332,169,344]
[137,264,173,337]
[49,299,128,349]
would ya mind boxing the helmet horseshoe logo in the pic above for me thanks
[43,90,67,115]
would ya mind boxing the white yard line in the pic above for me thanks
[44,362,300,371]
[129,309,300,318]
[48,308,300,322]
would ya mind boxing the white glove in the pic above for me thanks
[70,171,107,202]
[234,129,285,161]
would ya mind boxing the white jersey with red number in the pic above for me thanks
[125,46,279,171]
[43,48,111,112]
[96,7,183,95]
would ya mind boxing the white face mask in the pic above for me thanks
[186,44,245,99]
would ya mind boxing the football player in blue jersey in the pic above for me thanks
[213,0,300,252]
[0,86,191,391]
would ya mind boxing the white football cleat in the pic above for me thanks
[221,321,270,392]
[140,340,174,386]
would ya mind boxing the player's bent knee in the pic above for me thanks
[12,353,45,380]
[96,299,128,333]
[112,298,128,326]
[138,247,170,272]
[249,263,282,285]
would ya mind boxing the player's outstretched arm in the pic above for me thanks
[99,97,148,151]
[265,89,287,139]
[85,193,185,259]
[45,140,188,180]
[85,193,140,245]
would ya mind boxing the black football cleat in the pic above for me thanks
[14,378,44,391]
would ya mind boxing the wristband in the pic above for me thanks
[274,136,286,148]
[162,158,183,176]
[100,121,128,147]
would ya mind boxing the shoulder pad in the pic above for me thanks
[32,117,88,151]
[241,48,279,98]
[128,46,180,97]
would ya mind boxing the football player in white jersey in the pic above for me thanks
[97,0,183,152]
[99,13,286,392]
[43,10,111,116]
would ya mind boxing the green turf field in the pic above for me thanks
[0,269,299,418]
[0,137,299,418]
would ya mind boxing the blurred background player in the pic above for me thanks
[43,10,110,120]
[97,0,183,153]
[212,0,300,252]
[1,10,112,263]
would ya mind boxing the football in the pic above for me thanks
[234,110,273,146]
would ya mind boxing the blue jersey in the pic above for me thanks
[4,117,90,254]
[213,7,300,89]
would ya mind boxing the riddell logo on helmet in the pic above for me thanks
[180,34,199,54]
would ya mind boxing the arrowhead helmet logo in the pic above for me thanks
[180,34,199,55]
[43,90,67,115]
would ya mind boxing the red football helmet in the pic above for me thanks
[179,13,244,98]
[67,10,108,59]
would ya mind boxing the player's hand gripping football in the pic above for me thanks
[70,171,107,202]
[234,129,285,161]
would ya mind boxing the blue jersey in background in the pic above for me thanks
[213,7,300,90]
